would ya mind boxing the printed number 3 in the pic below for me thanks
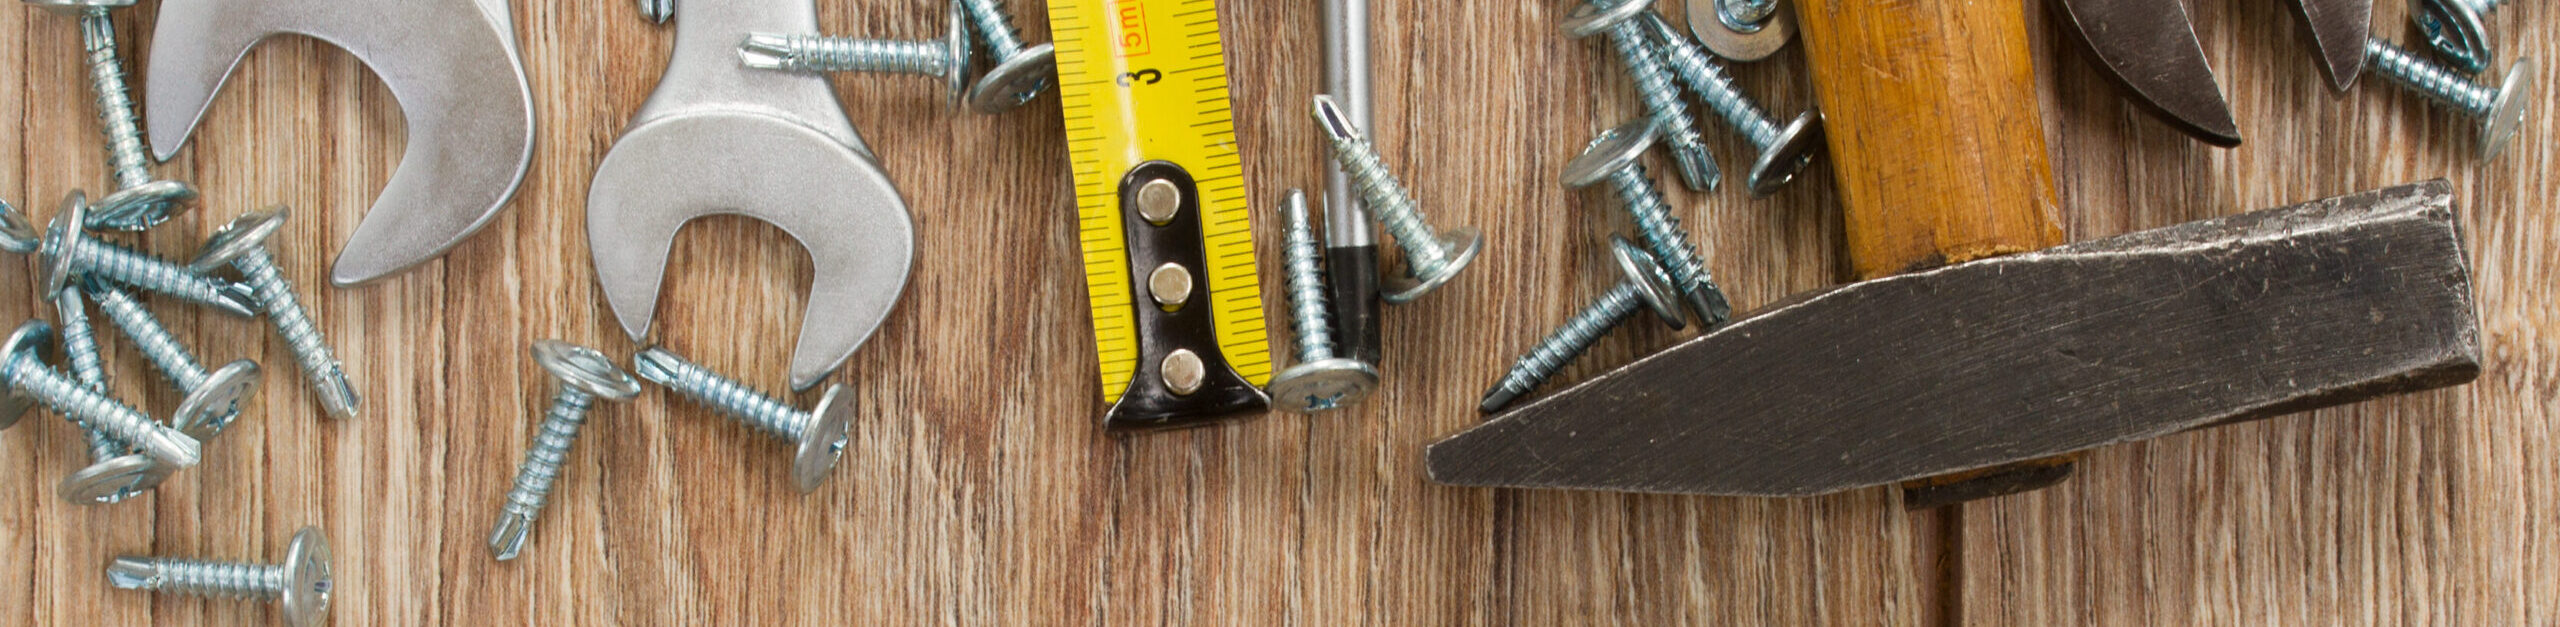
[1117,69,1163,86]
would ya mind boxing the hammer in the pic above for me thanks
[1423,0,2481,506]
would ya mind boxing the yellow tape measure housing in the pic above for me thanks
[1050,0,1270,404]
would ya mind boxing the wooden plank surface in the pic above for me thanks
[0,0,2548,623]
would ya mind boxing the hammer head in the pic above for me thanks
[1427,181,2480,497]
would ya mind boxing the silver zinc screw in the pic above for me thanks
[639,0,671,23]
[88,281,262,441]
[2413,0,2506,74]
[25,192,257,317]
[957,0,1057,113]
[635,347,854,493]
[741,0,975,108]
[1641,12,1824,197]
[1480,236,1685,413]
[1566,119,1734,326]
[191,207,361,421]
[1313,95,1484,304]
[0,320,201,467]
[108,526,333,627]
[50,284,176,506]
[1267,190,1378,413]
[2363,39,2535,159]
[489,341,642,561]
[1564,0,1723,193]
[25,0,201,231]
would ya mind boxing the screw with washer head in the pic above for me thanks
[0,320,201,466]
[956,0,1056,113]
[1267,190,1378,412]
[2362,39,2534,159]
[2412,0,2505,74]
[1564,0,1723,193]
[1565,119,1734,326]
[86,281,262,441]
[1481,236,1685,413]
[19,192,258,317]
[1313,95,1483,304]
[741,0,975,108]
[108,525,332,627]
[635,346,853,493]
[24,0,201,231]
[489,340,643,561]
[191,207,361,421]
[49,284,173,506]
[1641,12,1823,197]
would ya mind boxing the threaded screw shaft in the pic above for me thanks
[1608,167,1731,324]
[740,35,956,75]
[958,0,1028,57]
[78,10,149,193]
[1,347,198,467]
[1482,282,1647,412]
[635,348,810,441]
[1277,191,1340,365]
[48,233,253,317]
[2367,39,2499,115]
[230,249,359,420]
[113,557,289,600]
[50,286,122,464]
[1643,13,1780,147]
[489,389,591,559]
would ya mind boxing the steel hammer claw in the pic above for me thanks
[146,0,535,286]
[587,0,915,391]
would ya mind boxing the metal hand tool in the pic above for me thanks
[145,0,535,285]
[109,526,331,627]
[1322,0,1383,366]
[589,0,916,392]
[1684,0,1792,62]
[2051,0,2243,146]
[1427,0,2481,506]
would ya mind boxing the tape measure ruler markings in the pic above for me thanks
[1051,0,1272,429]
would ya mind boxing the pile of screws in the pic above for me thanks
[4,2,358,621]
[734,0,1059,114]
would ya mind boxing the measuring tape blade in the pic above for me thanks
[1049,0,1271,430]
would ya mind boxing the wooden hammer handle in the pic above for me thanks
[1794,0,2066,279]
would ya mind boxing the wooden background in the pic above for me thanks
[0,0,2550,623]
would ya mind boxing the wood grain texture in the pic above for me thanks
[0,0,2546,624]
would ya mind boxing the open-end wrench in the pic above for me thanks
[145,0,535,286]
[587,0,915,391]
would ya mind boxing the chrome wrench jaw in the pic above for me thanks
[145,0,535,286]
[589,0,916,391]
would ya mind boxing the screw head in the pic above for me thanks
[279,526,332,627]
[533,340,642,401]
[2478,57,2534,159]
[171,360,260,441]
[943,0,976,109]
[792,383,856,493]
[2412,0,2492,74]
[190,206,288,273]
[42,191,91,295]
[1267,358,1380,413]
[0,320,51,431]
[967,43,1056,113]
[1562,0,1650,39]
[1382,227,1484,304]
[58,454,177,505]
[1609,236,1686,330]
[1686,0,1793,62]
[1748,110,1826,197]
[89,180,201,232]
[1563,119,1662,188]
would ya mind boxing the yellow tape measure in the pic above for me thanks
[1049,0,1271,427]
